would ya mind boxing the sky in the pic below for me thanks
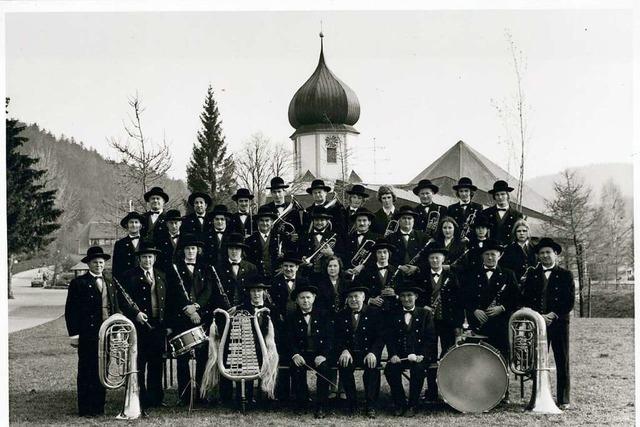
[5,7,634,184]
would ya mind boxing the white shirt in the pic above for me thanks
[543,263,555,279]
[403,307,415,325]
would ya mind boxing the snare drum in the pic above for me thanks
[168,326,208,358]
[436,341,508,413]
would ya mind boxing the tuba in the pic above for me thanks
[98,313,142,420]
[508,307,562,414]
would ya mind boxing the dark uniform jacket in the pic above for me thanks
[387,229,428,267]
[141,211,169,245]
[414,203,447,236]
[229,211,255,238]
[155,232,182,272]
[344,230,380,268]
[521,265,575,321]
[384,306,437,362]
[203,229,231,267]
[305,200,347,238]
[462,265,519,330]
[297,228,344,274]
[262,201,307,235]
[65,272,121,338]
[312,273,349,313]
[285,307,333,359]
[482,205,524,245]
[456,238,488,278]
[112,236,140,283]
[245,231,287,278]
[334,306,384,359]
[373,207,397,235]
[446,202,484,238]
[180,212,211,238]
[421,269,464,328]
[269,274,302,321]
[500,241,537,282]
[356,263,399,299]
[432,237,468,268]
[215,258,258,306]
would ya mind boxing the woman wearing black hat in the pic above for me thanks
[446,177,483,240]
[112,211,144,283]
[344,184,370,231]
[482,180,524,245]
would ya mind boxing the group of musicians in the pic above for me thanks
[65,175,574,418]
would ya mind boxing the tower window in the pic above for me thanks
[327,147,337,163]
[325,135,340,164]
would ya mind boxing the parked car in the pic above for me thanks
[31,270,48,287]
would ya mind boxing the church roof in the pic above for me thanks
[288,33,360,130]
[408,140,548,213]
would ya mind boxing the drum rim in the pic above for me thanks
[168,325,208,357]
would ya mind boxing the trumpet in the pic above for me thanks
[349,239,376,278]
[426,210,440,234]
[460,210,476,240]
[384,219,399,237]
[302,233,337,265]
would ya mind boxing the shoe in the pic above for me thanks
[501,397,511,405]
[314,408,326,419]
[559,403,570,410]
[366,408,377,418]
[393,406,405,417]
[405,406,416,417]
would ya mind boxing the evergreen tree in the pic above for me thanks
[6,103,62,298]
[186,85,236,205]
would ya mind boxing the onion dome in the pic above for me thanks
[288,33,360,130]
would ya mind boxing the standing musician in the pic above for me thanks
[387,205,428,278]
[373,185,397,235]
[355,239,398,311]
[299,206,342,275]
[462,239,519,377]
[229,188,256,238]
[432,216,468,272]
[65,246,122,416]
[456,214,492,275]
[262,176,305,239]
[482,180,524,245]
[180,192,212,239]
[446,177,483,240]
[344,184,370,232]
[141,186,170,245]
[215,233,257,307]
[286,284,334,419]
[171,235,217,406]
[245,207,287,279]
[313,255,349,314]
[421,246,464,403]
[203,204,233,266]
[155,209,184,272]
[112,211,144,284]
[499,219,537,282]
[305,179,346,236]
[334,285,384,418]
[384,282,437,417]
[344,207,380,271]
[412,179,447,238]
[119,242,200,409]
[520,238,574,410]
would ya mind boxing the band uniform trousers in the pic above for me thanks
[76,337,106,416]
[339,353,381,407]
[385,360,427,408]
[290,352,331,407]
[425,319,456,401]
[136,324,166,408]
[547,319,570,405]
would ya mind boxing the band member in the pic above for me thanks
[120,242,200,409]
[204,204,233,266]
[155,209,183,271]
[344,207,380,267]
[373,185,397,235]
[421,246,463,402]
[334,285,384,418]
[299,206,342,275]
[313,255,349,313]
[384,283,437,417]
[262,176,305,238]
[462,239,519,364]
[482,180,524,245]
[387,205,428,277]
[500,219,537,282]
[355,239,398,311]
[112,211,144,283]
[446,177,483,240]
[521,238,574,409]
[344,184,370,232]
[457,214,492,275]
[216,233,257,307]
[141,186,170,244]
[432,216,468,270]
[286,284,334,418]
[305,179,346,236]
[172,235,215,405]
[229,188,255,238]
[412,179,447,237]
[65,246,121,416]
[270,252,303,320]
[180,192,212,238]
[245,207,285,278]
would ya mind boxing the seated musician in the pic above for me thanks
[384,281,437,417]
[372,185,397,235]
[229,188,255,238]
[499,219,537,282]
[286,284,334,419]
[354,238,399,311]
[420,246,463,403]
[411,179,447,238]
[482,180,524,245]
[299,206,342,275]
[334,284,384,418]
[344,184,370,232]
[65,246,122,416]
[520,238,574,410]
[461,239,519,403]
[386,205,428,278]
[432,216,467,272]
[446,177,483,241]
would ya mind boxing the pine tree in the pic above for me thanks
[6,102,62,298]
[186,85,236,205]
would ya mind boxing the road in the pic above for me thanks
[8,267,68,333]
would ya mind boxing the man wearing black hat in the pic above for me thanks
[215,233,257,307]
[387,205,428,275]
[65,246,122,416]
[298,206,343,274]
[373,185,397,235]
[120,243,200,408]
[462,239,519,365]
[421,246,463,403]
[334,285,384,417]
[354,239,399,311]
[155,209,184,272]
[141,186,170,244]
[262,176,306,237]
[344,207,380,269]
[456,213,492,275]
[412,179,447,237]
[201,204,233,266]
[446,177,483,240]
[521,238,574,409]
[181,192,213,238]
[482,180,524,245]
[246,206,291,278]
[286,284,334,418]
[384,283,437,417]
[344,184,370,232]
[229,188,256,238]
[112,211,144,284]
[305,179,346,236]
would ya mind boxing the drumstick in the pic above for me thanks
[302,362,339,389]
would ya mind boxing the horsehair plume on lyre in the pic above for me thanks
[258,315,278,398]
[200,320,221,398]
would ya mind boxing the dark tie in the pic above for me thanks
[378,266,388,271]
[231,262,240,266]
[186,263,196,266]
[432,273,440,279]
[497,208,507,212]
[351,312,360,329]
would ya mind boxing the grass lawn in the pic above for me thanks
[9,316,634,426]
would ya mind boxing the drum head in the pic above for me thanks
[437,343,508,413]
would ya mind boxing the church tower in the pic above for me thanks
[288,33,360,182]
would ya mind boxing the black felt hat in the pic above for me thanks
[306,179,332,194]
[81,246,111,263]
[120,211,145,229]
[412,179,439,195]
[144,186,169,203]
[452,177,478,192]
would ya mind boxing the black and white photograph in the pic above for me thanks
[3,1,636,425]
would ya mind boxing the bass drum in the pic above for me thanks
[437,342,509,413]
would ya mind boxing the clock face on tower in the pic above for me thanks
[325,135,340,164]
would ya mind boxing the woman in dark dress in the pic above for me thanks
[312,255,350,314]
[433,216,468,273]
[500,219,538,283]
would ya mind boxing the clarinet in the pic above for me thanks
[389,239,431,283]
[111,276,153,330]
[210,264,232,309]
